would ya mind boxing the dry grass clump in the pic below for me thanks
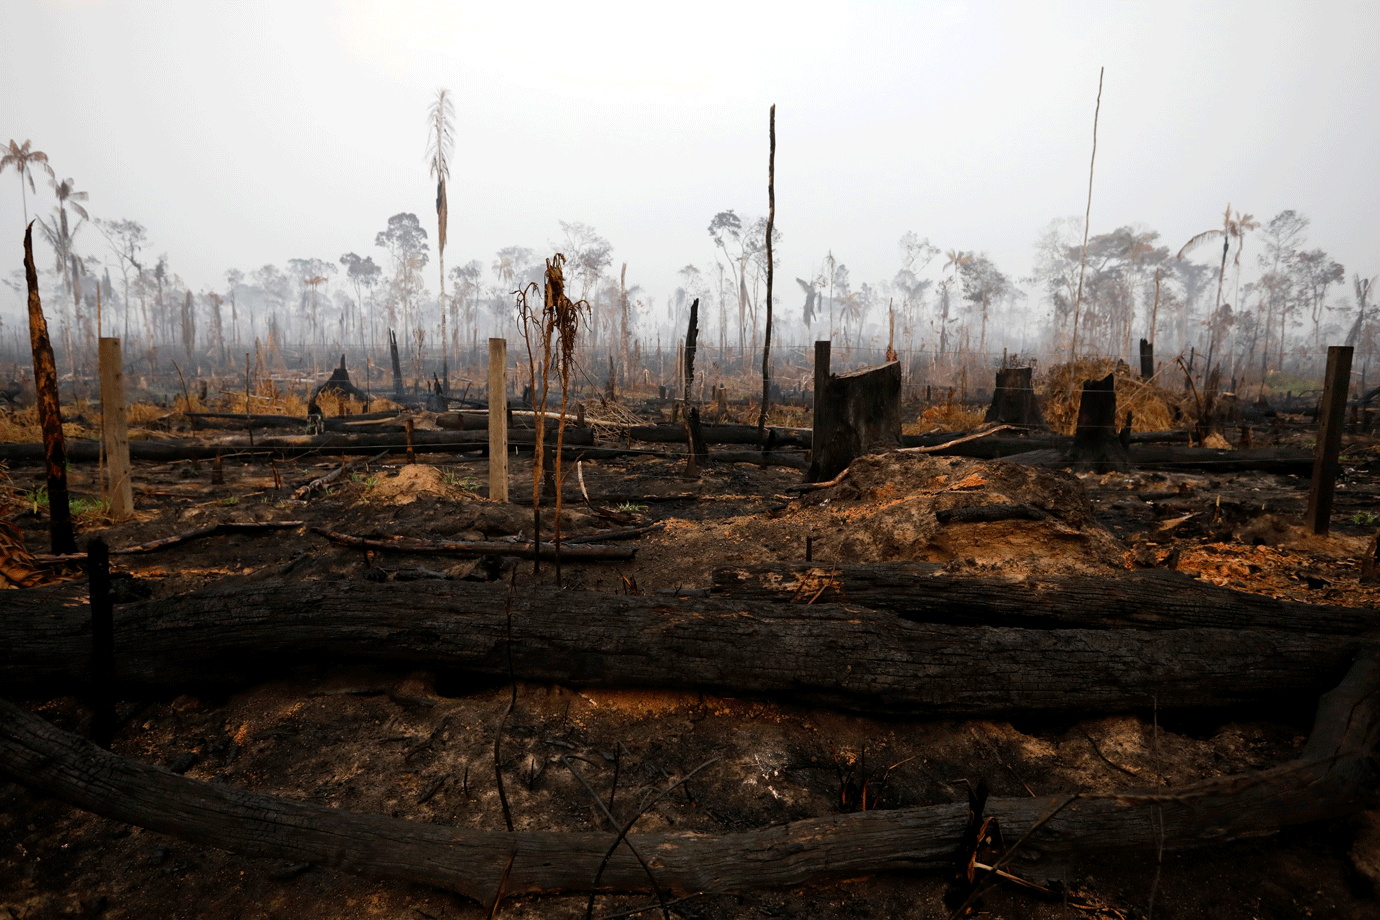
[0,403,100,444]
[905,402,987,435]
[1037,359,1177,435]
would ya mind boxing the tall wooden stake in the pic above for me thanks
[24,222,76,554]
[1305,345,1353,535]
[99,338,134,519]
[1070,66,1104,363]
[758,103,776,433]
[488,338,508,502]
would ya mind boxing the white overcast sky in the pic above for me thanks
[4,0,1379,331]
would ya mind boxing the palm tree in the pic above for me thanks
[0,139,54,225]
[427,89,454,387]
[40,177,90,377]
[1344,272,1378,349]
[1177,204,1257,378]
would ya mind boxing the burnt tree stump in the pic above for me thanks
[807,360,901,483]
[1062,372,1130,472]
[983,366,1047,431]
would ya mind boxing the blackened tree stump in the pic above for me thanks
[1061,372,1130,472]
[807,360,902,483]
[983,366,1047,430]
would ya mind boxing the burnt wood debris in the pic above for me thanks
[2,327,1377,912]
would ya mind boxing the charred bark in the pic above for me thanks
[4,577,1374,716]
[23,223,75,553]
[2,650,1376,899]
[1062,373,1130,472]
[807,361,902,483]
[983,366,1047,431]
[0,427,593,465]
[711,562,1380,634]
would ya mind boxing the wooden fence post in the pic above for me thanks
[488,338,508,502]
[99,338,134,519]
[1305,345,1353,535]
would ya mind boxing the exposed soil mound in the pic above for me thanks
[798,452,1127,573]
[369,464,475,505]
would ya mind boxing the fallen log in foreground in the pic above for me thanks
[712,562,1380,634]
[3,651,1376,901]
[5,578,1375,715]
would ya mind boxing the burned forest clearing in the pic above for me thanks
[3,344,1380,920]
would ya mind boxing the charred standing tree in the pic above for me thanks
[23,223,75,554]
[310,355,372,406]
[983,366,1047,431]
[1139,337,1154,380]
[388,330,404,400]
[1061,372,1130,472]
[758,104,776,434]
[807,361,902,483]
[683,297,699,408]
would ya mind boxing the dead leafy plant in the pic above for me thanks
[517,253,590,584]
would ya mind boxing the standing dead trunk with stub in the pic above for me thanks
[23,222,75,554]
[807,361,902,483]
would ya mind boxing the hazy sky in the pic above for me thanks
[4,0,1379,337]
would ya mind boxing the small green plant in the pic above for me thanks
[615,502,648,513]
[219,496,239,507]
[1354,511,1379,527]
[442,470,480,492]
[23,487,48,513]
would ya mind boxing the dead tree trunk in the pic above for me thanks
[806,361,902,483]
[23,223,75,554]
[711,562,1380,634]
[389,329,404,400]
[5,577,1374,716]
[3,650,1376,900]
[311,355,372,406]
[1139,337,1154,380]
[1061,372,1130,472]
[982,366,1047,430]
[757,104,776,434]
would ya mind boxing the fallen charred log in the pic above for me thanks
[0,427,593,464]
[628,423,811,447]
[310,527,639,561]
[2,650,1376,900]
[710,562,1380,634]
[4,578,1375,715]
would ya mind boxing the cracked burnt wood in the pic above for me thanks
[0,426,594,465]
[710,562,1380,634]
[2,651,1376,901]
[3,579,1376,715]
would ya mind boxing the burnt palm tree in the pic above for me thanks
[39,177,90,375]
[428,88,455,388]
[1178,204,1257,377]
[0,139,54,225]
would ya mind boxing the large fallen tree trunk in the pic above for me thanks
[628,423,811,447]
[0,427,594,464]
[5,578,1375,714]
[711,562,1380,634]
[3,650,1376,901]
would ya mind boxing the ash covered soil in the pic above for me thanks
[4,442,1380,920]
